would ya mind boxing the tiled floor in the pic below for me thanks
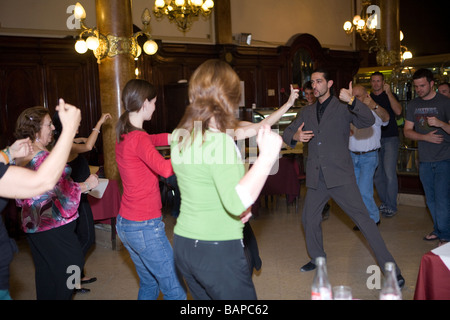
[8,191,438,300]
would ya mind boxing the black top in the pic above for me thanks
[316,95,333,123]
[68,154,90,183]
[370,91,400,138]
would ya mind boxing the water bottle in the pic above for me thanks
[311,257,332,300]
[379,262,402,300]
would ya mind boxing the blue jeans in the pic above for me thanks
[351,150,380,223]
[374,136,399,212]
[116,215,186,300]
[419,160,450,241]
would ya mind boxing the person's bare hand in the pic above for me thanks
[56,99,81,136]
[362,94,376,108]
[427,117,444,128]
[240,207,252,224]
[9,138,33,159]
[293,123,314,142]
[257,125,282,163]
[425,130,444,144]
[383,83,392,94]
[98,113,112,125]
[339,81,353,103]
[287,84,300,107]
[85,174,99,190]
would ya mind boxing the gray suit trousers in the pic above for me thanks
[302,169,401,275]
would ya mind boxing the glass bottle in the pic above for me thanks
[311,257,332,300]
[379,262,402,300]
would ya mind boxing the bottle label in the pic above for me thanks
[311,288,332,300]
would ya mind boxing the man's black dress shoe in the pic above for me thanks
[397,274,405,289]
[81,277,97,285]
[300,261,316,272]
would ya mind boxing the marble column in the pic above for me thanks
[377,0,401,66]
[95,0,135,181]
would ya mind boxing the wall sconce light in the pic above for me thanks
[400,31,413,62]
[73,2,158,63]
[153,0,214,32]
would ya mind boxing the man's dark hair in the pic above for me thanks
[303,81,313,91]
[312,68,331,82]
[438,82,450,89]
[371,71,384,81]
[413,68,435,83]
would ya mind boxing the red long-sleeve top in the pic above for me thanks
[115,131,173,221]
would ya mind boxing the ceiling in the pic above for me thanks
[400,0,450,57]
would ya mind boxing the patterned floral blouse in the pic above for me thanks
[16,151,81,233]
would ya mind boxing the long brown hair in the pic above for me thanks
[116,79,157,142]
[15,106,49,142]
[176,59,240,148]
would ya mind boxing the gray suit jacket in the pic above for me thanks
[283,96,375,189]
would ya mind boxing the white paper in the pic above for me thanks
[431,241,450,271]
[88,178,109,199]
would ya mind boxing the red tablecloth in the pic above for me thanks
[88,179,121,250]
[252,157,301,216]
[88,179,121,223]
[414,250,450,300]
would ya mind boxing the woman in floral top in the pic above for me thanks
[14,106,98,300]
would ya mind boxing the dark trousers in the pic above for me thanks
[0,215,17,291]
[303,170,401,275]
[76,195,95,257]
[173,234,257,300]
[27,221,84,300]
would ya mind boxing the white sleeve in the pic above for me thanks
[235,183,253,209]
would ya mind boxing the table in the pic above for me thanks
[414,242,450,300]
[87,179,121,250]
[252,156,301,217]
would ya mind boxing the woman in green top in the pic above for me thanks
[171,59,285,300]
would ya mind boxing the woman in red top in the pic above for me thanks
[115,79,186,300]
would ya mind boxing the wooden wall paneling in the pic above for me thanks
[234,66,258,108]
[146,63,186,134]
[232,45,284,109]
[0,63,44,146]
[259,66,281,109]
[163,83,189,133]
[42,52,102,163]
[44,59,99,137]
[278,46,292,104]
[143,44,219,134]
[0,36,101,163]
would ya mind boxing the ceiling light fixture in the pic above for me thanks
[153,0,214,32]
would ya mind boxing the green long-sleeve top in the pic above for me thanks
[171,129,246,241]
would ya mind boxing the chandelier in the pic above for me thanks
[153,0,214,32]
[73,2,158,64]
[343,0,379,43]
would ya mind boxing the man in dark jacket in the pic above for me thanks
[283,69,404,288]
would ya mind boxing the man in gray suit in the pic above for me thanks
[283,69,404,287]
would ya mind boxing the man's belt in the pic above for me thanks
[351,149,378,155]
